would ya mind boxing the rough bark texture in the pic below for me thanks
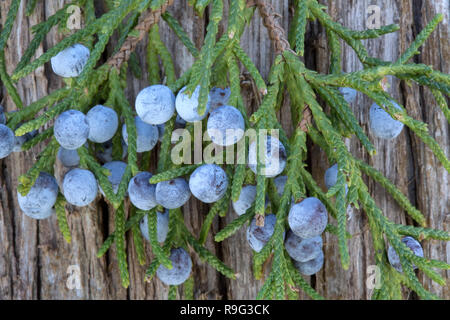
[0,0,448,300]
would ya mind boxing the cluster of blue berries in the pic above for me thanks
[3,43,248,286]
[235,174,326,276]
[0,107,38,159]
[339,86,404,140]
[1,43,421,288]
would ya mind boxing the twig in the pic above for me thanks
[107,0,174,69]
[254,0,313,131]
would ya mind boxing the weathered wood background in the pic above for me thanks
[0,0,448,299]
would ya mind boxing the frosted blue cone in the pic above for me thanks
[122,116,158,153]
[246,214,277,252]
[207,105,245,146]
[100,161,127,195]
[248,135,287,177]
[294,250,324,276]
[128,171,157,210]
[208,87,231,112]
[28,208,55,220]
[57,147,80,167]
[17,172,59,219]
[156,247,192,285]
[324,163,348,194]
[288,197,328,239]
[339,87,357,104]
[285,230,323,262]
[86,105,119,143]
[0,124,15,159]
[139,210,170,243]
[63,168,98,206]
[232,185,256,216]
[135,85,175,125]
[54,109,89,150]
[274,175,287,197]
[387,236,424,272]
[189,164,228,203]
[155,178,191,209]
[175,85,210,122]
[51,44,90,78]
[369,101,404,140]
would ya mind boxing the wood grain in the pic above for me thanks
[0,0,448,299]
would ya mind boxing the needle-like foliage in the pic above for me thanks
[1,0,448,300]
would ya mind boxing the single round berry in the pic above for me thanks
[63,168,98,206]
[29,208,55,220]
[246,214,277,252]
[135,85,175,125]
[294,250,324,276]
[0,105,6,125]
[324,163,349,194]
[50,44,90,78]
[274,175,287,197]
[122,116,158,153]
[139,210,170,243]
[339,87,357,104]
[0,124,15,159]
[324,163,338,190]
[189,164,228,203]
[387,236,424,272]
[100,161,127,195]
[57,147,80,167]
[128,171,157,210]
[156,247,192,285]
[285,230,323,262]
[54,109,89,150]
[208,87,231,112]
[369,101,404,140]
[232,185,256,216]
[288,197,328,239]
[175,85,210,122]
[17,172,59,219]
[248,135,287,177]
[155,178,191,209]
[207,105,245,146]
[86,105,119,143]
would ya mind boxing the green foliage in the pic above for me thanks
[1,0,449,300]
[55,194,71,243]
[147,209,172,269]
[115,204,130,288]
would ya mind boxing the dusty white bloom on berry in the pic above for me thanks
[175,85,210,122]
[135,85,175,125]
[54,109,89,150]
[51,44,90,78]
